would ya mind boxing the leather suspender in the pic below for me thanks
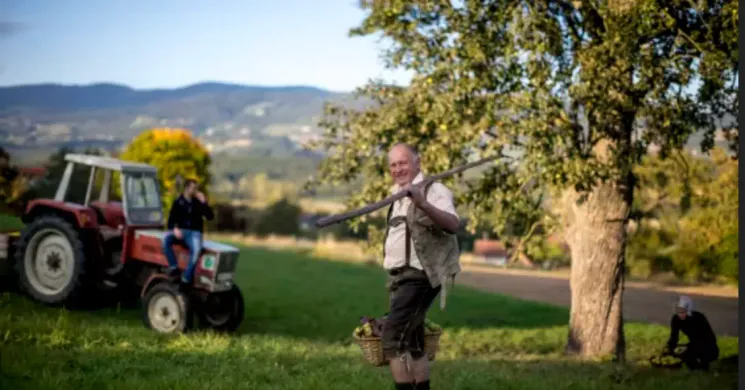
[383,204,394,260]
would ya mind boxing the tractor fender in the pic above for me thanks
[140,272,171,299]
[23,200,99,230]
[23,202,107,263]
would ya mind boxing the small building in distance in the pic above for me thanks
[472,238,509,266]
[472,235,537,268]
[18,167,47,187]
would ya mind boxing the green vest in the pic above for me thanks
[383,182,461,309]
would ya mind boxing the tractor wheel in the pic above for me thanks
[197,285,244,332]
[14,215,87,306]
[142,282,191,334]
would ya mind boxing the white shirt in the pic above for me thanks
[383,172,459,270]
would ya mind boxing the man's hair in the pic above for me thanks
[390,142,420,163]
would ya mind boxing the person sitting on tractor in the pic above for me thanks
[662,295,720,371]
[162,178,214,285]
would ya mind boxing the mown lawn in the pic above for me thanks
[0,213,23,232]
[0,244,738,390]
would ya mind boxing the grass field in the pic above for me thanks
[0,243,738,390]
[0,213,23,233]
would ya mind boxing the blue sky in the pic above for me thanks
[0,0,413,91]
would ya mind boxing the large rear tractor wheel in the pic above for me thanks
[142,282,191,334]
[197,285,244,332]
[14,215,87,306]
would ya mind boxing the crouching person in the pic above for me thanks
[664,295,720,371]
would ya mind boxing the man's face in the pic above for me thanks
[184,182,198,197]
[388,145,419,187]
[676,307,687,320]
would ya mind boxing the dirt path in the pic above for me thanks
[457,265,739,337]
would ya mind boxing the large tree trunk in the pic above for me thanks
[562,177,632,361]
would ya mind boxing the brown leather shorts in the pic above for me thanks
[381,267,441,360]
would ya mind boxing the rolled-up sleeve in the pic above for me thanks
[426,183,459,220]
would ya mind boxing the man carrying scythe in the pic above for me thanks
[380,143,461,390]
[319,143,461,389]
[316,142,500,389]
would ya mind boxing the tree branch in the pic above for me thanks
[507,219,542,265]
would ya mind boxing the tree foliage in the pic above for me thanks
[628,147,737,283]
[308,0,737,225]
[254,198,303,237]
[306,0,738,359]
[119,128,212,217]
[0,146,26,213]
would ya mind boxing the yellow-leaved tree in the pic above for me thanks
[118,128,212,221]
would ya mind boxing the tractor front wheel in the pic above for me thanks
[14,215,87,306]
[197,285,244,332]
[142,282,191,334]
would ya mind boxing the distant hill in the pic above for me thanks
[0,82,364,163]
[0,82,337,112]
[0,82,734,170]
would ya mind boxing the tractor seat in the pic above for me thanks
[90,201,125,229]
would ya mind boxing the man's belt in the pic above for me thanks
[388,267,405,276]
[388,266,422,276]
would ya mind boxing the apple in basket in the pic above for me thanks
[354,315,386,337]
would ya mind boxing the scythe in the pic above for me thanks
[315,154,501,228]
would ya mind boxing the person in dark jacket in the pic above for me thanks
[664,295,719,371]
[162,178,214,284]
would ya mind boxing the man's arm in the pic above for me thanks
[167,199,179,230]
[202,200,214,220]
[666,315,680,351]
[420,202,459,233]
[195,192,214,220]
[412,183,460,233]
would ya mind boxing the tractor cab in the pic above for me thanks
[26,154,164,231]
[55,154,165,230]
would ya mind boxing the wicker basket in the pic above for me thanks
[353,330,442,367]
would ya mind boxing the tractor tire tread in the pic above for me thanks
[197,285,245,332]
[142,281,192,334]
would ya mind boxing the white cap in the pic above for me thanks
[675,295,693,315]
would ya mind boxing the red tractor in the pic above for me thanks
[11,154,244,333]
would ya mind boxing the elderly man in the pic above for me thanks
[381,143,461,390]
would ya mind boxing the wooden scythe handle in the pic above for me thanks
[315,154,500,228]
